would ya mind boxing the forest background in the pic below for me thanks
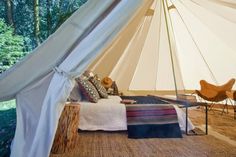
[0,0,87,73]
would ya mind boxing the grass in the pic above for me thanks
[0,100,16,157]
[0,100,16,110]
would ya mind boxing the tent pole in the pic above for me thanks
[161,0,178,96]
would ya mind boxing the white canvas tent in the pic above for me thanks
[0,0,236,157]
[89,0,236,92]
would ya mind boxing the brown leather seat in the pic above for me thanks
[195,79,235,113]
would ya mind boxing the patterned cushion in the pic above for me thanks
[83,70,94,78]
[77,77,100,103]
[89,76,108,98]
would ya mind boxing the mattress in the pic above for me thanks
[78,96,194,132]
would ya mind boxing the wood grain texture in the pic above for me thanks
[51,104,80,154]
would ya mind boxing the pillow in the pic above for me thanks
[111,81,119,95]
[76,76,100,103]
[101,76,113,89]
[83,70,94,78]
[68,81,82,102]
[89,76,108,98]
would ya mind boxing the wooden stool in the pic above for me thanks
[51,103,80,154]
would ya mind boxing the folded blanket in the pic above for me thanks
[120,96,168,104]
[120,99,137,104]
[126,103,182,138]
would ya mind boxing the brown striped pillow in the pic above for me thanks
[76,76,100,103]
[89,76,108,98]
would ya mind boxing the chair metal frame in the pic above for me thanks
[226,91,236,119]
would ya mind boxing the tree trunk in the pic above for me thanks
[34,0,40,45]
[46,0,52,36]
[51,104,80,154]
[6,0,14,26]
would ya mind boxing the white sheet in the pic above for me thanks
[79,96,127,130]
[79,96,194,132]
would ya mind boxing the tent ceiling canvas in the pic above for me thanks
[89,0,236,92]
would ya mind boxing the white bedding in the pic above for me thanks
[78,96,194,132]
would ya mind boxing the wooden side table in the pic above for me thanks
[51,103,80,154]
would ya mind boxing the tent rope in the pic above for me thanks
[53,67,75,80]
[180,0,236,53]
[189,0,236,24]
[208,0,236,9]
[172,0,218,84]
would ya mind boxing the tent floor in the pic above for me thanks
[50,108,236,157]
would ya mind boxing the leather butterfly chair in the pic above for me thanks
[195,78,235,114]
[226,90,236,119]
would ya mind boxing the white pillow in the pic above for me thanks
[68,81,82,102]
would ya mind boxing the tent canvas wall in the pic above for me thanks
[89,0,236,93]
[0,0,236,157]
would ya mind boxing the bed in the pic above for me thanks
[78,96,194,133]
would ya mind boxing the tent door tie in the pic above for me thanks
[53,67,75,80]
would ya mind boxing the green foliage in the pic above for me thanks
[0,0,88,72]
[0,100,16,157]
[0,19,26,73]
[0,1,5,19]
[0,0,88,51]
[40,0,88,41]
[0,99,16,110]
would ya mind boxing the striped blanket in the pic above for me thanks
[126,103,182,138]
